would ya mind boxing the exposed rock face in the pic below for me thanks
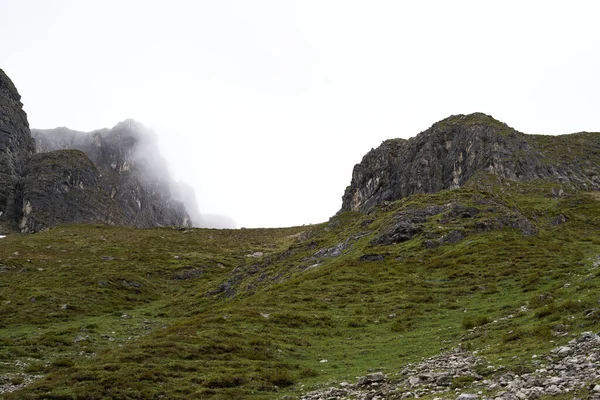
[19,150,125,233]
[31,121,192,229]
[0,68,191,232]
[341,113,600,213]
[0,69,35,226]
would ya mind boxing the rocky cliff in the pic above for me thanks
[19,150,127,233]
[341,113,600,213]
[31,121,192,229]
[0,68,191,233]
[0,69,35,230]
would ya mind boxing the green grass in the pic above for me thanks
[1,180,600,399]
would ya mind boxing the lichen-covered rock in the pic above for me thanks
[0,69,35,225]
[341,113,600,213]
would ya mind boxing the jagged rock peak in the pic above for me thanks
[341,113,600,213]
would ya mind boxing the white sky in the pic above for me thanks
[2,1,600,228]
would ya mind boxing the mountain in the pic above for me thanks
[0,68,192,233]
[2,111,599,399]
[341,113,600,213]
[31,122,193,230]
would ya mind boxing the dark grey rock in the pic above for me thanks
[551,214,567,226]
[0,69,35,227]
[439,230,465,245]
[360,253,386,262]
[31,121,191,230]
[372,220,421,245]
[341,113,600,213]
[18,150,126,233]
[0,69,192,233]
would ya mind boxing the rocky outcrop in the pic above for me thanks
[0,68,191,233]
[0,69,35,227]
[31,120,191,229]
[341,113,600,213]
[19,150,125,233]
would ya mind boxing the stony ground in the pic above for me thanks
[298,332,600,400]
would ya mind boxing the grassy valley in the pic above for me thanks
[1,175,600,399]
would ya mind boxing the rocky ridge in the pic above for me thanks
[0,68,192,233]
[341,113,600,213]
[299,332,600,400]
[32,122,192,229]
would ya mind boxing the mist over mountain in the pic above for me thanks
[171,182,237,229]
[31,121,195,230]
[0,67,198,232]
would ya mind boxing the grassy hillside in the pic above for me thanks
[1,175,600,399]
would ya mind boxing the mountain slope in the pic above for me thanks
[2,181,600,398]
[2,112,600,399]
[341,113,600,213]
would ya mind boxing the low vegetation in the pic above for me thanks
[1,175,599,399]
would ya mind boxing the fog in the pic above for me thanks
[33,121,236,229]
[2,1,600,227]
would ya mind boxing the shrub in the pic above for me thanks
[452,374,476,388]
[265,370,294,387]
[390,319,413,332]
[462,315,491,329]
[51,358,75,368]
[347,318,367,328]
[299,367,318,378]
[205,374,246,388]
[534,304,557,319]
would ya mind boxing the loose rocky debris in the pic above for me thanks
[208,232,372,298]
[0,372,43,396]
[299,332,600,400]
[371,201,538,249]
[371,205,441,246]
[310,232,371,261]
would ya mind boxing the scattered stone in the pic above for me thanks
[439,230,465,245]
[551,214,568,226]
[300,332,600,400]
[555,346,572,357]
[456,394,478,400]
